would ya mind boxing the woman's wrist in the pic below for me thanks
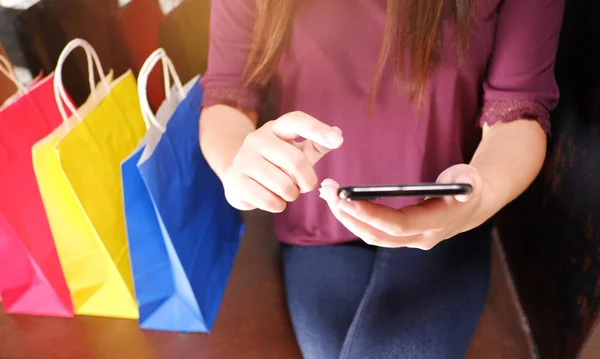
[200,105,257,181]
[466,160,519,233]
[466,120,548,227]
[471,172,500,227]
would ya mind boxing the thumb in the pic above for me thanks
[301,126,343,165]
[436,164,480,203]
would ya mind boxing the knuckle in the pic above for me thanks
[243,131,262,147]
[224,190,237,206]
[228,157,244,173]
[228,179,248,199]
[277,111,302,124]
[287,110,306,119]
[307,123,321,134]
[280,180,300,201]
[267,196,286,213]
[241,134,255,148]
[223,174,238,193]
[225,164,246,185]
[239,175,256,192]
[224,189,245,210]
[289,151,308,171]
[303,171,318,191]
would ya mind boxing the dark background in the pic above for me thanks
[498,0,600,357]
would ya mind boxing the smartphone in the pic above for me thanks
[337,183,472,201]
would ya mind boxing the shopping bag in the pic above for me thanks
[33,39,145,319]
[0,55,74,317]
[122,49,243,332]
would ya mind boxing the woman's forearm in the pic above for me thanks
[199,105,258,179]
[469,119,548,219]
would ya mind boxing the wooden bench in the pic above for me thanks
[0,211,535,359]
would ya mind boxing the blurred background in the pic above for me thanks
[2,0,600,358]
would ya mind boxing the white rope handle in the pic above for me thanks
[138,49,166,127]
[137,48,186,132]
[0,55,27,95]
[53,38,110,126]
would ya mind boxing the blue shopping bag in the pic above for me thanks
[122,49,243,332]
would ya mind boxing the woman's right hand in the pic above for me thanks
[222,111,344,213]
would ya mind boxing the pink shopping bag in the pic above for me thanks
[0,57,74,317]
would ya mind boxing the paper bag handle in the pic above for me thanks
[0,55,27,95]
[137,48,185,132]
[53,38,110,125]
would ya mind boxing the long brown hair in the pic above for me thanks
[245,0,474,108]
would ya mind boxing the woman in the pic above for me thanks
[199,0,563,357]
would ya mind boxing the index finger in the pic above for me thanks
[271,111,344,150]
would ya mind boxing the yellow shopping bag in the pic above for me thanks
[32,39,145,319]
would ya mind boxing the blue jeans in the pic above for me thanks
[281,225,492,359]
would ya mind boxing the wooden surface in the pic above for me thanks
[0,211,533,359]
[0,211,299,359]
[466,234,535,359]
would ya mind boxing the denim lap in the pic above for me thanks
[281,226,491,359]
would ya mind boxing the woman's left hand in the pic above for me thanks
[319,164,493,249]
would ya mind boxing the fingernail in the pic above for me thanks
[324,131,343,147]
[454,194,471,203]
[319,185,336,200]
[332,126,342,135]
[319,189,330,201]
[321,178,338,188]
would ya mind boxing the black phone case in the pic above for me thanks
[337,183,472,201]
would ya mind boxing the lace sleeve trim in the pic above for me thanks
[480,99,551,134]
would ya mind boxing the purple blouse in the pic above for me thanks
[201,0,564,246]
